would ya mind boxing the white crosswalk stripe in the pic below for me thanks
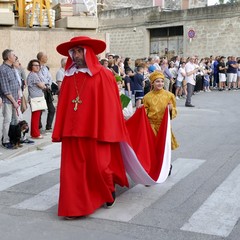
[0,143,61,191]
[181,163,240,237]
[92,158,205,221]
[12,184,60,211]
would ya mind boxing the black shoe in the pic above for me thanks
[185,104,195,107]
[2,142,14,149]
[168,164,173,176]
[20,138,35,144]
[106,191,116,209]
[64,216,81,220]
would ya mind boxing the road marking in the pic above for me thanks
[0,143,61,175]
[92,158,205,222]
[181,163,240,237]
[9,158,204,215]
[12,184,60,211]
[0,144,60,191]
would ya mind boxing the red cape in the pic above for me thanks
[124,106,170,183]
[52,48,128,143]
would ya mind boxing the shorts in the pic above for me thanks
[203,80,209,87]
[237,70,240,77]
[134,90,144,100]
[219,73,226,82]
[227,73,237,83]
[175,80,182,88]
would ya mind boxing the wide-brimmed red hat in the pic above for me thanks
[56,36,106,56]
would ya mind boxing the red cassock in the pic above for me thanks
[52,47,129,217]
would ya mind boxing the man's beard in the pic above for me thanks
[74,57,87,68]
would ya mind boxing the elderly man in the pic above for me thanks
[0,49,20,149]
[52,36,129,219]
[37,51,55,131]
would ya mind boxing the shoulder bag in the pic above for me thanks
[30,96,48,112]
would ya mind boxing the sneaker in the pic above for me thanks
[105,191,116,209]
[176,96,179,100]
[20,138,35,144]
[185,104,195,107]
[2,142,14,149]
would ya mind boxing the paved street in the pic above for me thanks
[1,90,240,240]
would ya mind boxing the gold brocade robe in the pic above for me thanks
[143,89,179,150]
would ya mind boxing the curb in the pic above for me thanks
[4,140,53,160]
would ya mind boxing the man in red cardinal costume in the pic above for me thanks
[52,36,129,218]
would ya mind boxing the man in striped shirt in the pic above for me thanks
[0,49,20,149]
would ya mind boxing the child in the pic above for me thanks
[175,62,186,99]
[143,71,179,150]
[133,65,145,108]
[123,69,132,98]
[116,75,133,120]
[143,71,179,176]
[203,62,212,92]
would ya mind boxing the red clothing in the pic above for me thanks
[52,46,129,217]
[30,110,42,137]
[59,138,127,217]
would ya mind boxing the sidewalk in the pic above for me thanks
[0,131,53,160]
[0,97,57,161]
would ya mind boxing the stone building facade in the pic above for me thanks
[0,28,104,77]
[98,3,240,59]
[99,0,207,10]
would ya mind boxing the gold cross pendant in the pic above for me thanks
[72,96,82,111]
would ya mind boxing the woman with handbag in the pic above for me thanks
[27,59,47,139]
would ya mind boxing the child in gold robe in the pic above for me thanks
[143,71,179,150]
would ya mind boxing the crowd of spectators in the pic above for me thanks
[99,53,240,107]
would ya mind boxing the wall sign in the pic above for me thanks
[188,29,196,39]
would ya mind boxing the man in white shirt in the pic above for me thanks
[56,57,67,93]
[185,56,199,107]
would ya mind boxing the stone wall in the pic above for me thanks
[100,0,208,11]
[0,28,104,78]
[98,3,240,59]
[189,0,207,8]
[101,0,153,10]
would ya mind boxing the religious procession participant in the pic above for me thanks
[52,36,129,219]
[142,71,179,175]
[143,71,179,149]
[115,75,133,120]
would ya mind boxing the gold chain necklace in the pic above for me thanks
[72,75,87,111]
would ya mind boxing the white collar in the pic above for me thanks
[65,65,92,76]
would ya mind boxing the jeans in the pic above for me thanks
[186,83,195,105]
[2,103,18,143]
